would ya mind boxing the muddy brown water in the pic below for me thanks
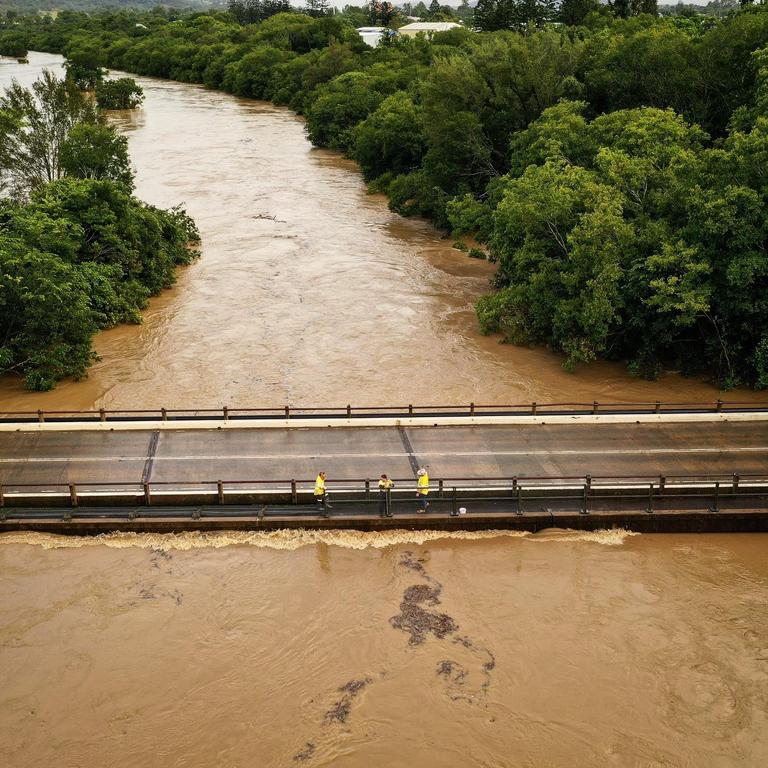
[1,529,767,767]
[1,55,767,768]
[1,52,764,411]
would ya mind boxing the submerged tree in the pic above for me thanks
[95,78,145,110]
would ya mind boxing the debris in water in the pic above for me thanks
[390,584,458,646]
[437,660,468,684]
[391,551,497,697]
[400,551,428,576]
[324,677,372,725]
[293,742,315,762]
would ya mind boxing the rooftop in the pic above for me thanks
[398,22,463,31]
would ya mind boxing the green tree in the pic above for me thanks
[0,30,28,59]
[352,91,425,180]
[559,0,601,25]
[64,36,107,89]
[0,71,99,197]
[0,237,97,390]
[95,77,144,109]
[0,178,200,390]
[306,70,389,150]
[59,123,134,187]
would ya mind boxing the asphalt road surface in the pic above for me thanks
[1,422,766,491]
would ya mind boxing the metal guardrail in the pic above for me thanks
[1,472,766,520]
[1,399,767,423]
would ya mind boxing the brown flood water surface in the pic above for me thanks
[1,52,764,411]
[2,54,768,768]
[1,530,767,767]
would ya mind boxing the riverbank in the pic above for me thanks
[1,53,765,410]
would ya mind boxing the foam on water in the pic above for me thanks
[0,527,638,551]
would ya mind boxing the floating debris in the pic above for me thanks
[324,677,372,725]
[390,583,458,646]
[437,660,468,684]
[293,742,315,762]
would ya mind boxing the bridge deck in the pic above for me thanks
[1,421,766,489]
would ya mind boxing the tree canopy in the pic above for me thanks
[0,72,198,389]
[4,4,768,386]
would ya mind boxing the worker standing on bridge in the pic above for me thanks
[314,471,331,513]
[378,474,395,517]
[416,468,429,512]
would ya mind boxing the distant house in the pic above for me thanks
[397,22,463,38]
[356,27,388,48]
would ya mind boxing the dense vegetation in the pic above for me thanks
[0,72,198,390]
[95,76,144,108]
[3,4,768,387]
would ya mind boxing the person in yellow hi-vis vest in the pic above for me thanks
[314,471,332,513]
[416,468,430,513]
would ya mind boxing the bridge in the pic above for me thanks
[1,401,767,534]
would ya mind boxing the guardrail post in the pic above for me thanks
[516,483,522,515]
[285,405,290,419]
[710,481,720,513]
[408,404,413,415]
[143,482,151,506]
[223,406,229,421]
[99,408,106,423]
[385,489,392,518]
[655,401,661,414]
[592,401,599,414]
[161,407,167,422]
[365,479,370,500]
[470,402,475,416]
[69,483,78,507]
[438,479,444,498]
[659,475,666,493]
[346,404,352,418]
[217,480,224,505]
[646,483,654,514]
[716,399,723,413]
[732,473,739,492]
[451,487,458,516]
[0,483,4,508]
[531,402,537,415]
[581,475,591,515]
[291,479,298,505]
[37,410,44,424]
[322,493,329,519]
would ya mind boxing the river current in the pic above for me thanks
[0,54,767,768]
[0,52,764,411]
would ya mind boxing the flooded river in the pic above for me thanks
[1,52,764,411]
[1,530,767,767]
[1,54,767,768]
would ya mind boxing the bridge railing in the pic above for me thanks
[2,472,767,519]
[1,399,768,423]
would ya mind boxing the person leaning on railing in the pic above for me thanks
[378,474,394,517]
[416,468,430,512]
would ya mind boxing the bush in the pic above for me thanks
[95,78,144,110]
[0,179,199,390]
